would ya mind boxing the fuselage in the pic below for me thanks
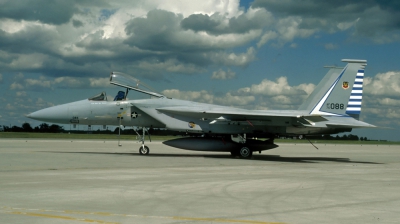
[27,96,351,136]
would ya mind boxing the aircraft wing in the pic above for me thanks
[156,106,377,128]
[157,106,325,127]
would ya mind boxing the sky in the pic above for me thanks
[0,0,400,141]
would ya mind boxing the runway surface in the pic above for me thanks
[0,139,399,224]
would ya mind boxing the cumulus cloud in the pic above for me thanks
[180,8,272,35]
[0,1,272,80]
[364,71,400,98]
[16,91,27,97]
[5,103,15,110]
[89,77,110,88]
[237,76,314,96]
[357,70,400,125]
[0,0,78,25]
[8,75,115,91]
[162,89,256,107]
[0,0,398,86]
[162,76,315,109]
[10,82,24,90]
[257,31,278,48]
[214,93,255,106]
[325,43,338,50]
[162,89,214,104]
[211,69,236,80]
[252,0,400,43]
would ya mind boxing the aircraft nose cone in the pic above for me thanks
[27,105,70,123]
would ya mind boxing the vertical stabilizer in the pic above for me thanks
[300,59,367,120]
[298,67,343,111]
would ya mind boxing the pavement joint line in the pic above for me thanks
[2,210,119,224]
[1,206,285,224]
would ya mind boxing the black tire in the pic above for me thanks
[239,146,252,159]
[139,145,150,155]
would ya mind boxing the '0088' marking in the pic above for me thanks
[326,103,344,110]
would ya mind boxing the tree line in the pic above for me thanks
[307,134,369,141]
[2,123,65,133]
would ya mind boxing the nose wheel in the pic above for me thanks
[139,145,150,155]
[135,127,152,155]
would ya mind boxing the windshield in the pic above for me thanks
[88,92,107,101]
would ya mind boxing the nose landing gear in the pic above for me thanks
[135,127,151,155]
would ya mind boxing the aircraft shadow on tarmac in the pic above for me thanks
[40,151,382,164]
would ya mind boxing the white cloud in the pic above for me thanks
[5,103,15,110]
[252,0,400,43]
[215,92,255,106]
[16,91,27,97]
[276,17,317,43]
[162,88,256,107]
[208,47,256,67]
[271,95,293,105]
[137,59,204,74]
[324,43,338,50]
[162,76,315,109]
[36,98,54,108]
[25,77,53,89]
[89,77,110,88]
[257,31,278,48]
[237,76,314,96]
[162,89,214,104]
[211,69,236,80]
[54,77,85,88]
[0,1,270,79]
[364,71,400,97]
[10,82,24,90]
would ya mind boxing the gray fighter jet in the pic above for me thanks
[27,59,375,158]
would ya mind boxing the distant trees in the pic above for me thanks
[22,123,33,132]
[3,123,64,133]
[308,134,367,141]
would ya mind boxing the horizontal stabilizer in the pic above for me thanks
[326,121,376,128]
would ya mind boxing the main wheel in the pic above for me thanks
[139,145,150,155]
[239,146,252,159]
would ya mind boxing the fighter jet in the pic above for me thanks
[27,59,375,158]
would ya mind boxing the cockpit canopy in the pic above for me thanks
[89,72,165,101]
[109,72,164,98]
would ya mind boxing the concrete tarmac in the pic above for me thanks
[0,139,399,224]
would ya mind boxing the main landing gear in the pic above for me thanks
[135,127,151,155]
[230,146,253,159]
[230,134,253,159]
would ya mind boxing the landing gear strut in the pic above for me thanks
[135,127,151,155]
[230,134,253,159]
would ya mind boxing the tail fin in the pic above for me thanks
[298,59,367,119]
